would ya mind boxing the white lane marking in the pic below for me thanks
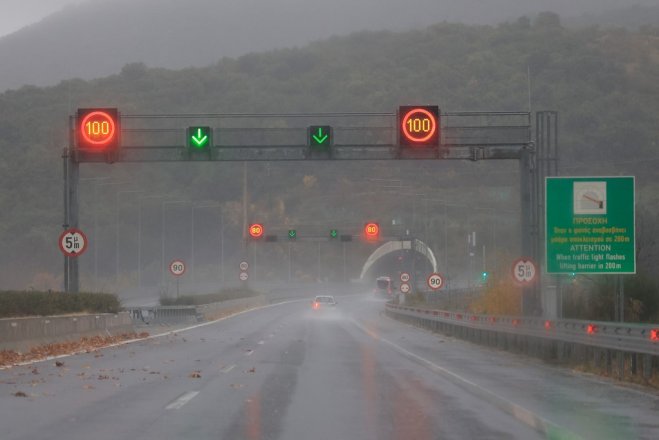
[1,298,307,370]
[257,340,265,345]
[221,364,235,373]
[350,319,583,440]
[165,391,199,410]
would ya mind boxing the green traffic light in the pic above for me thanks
[288,229,297,239]
[330,229,338,238]
[309,126,331,149]
[187,126,211,149]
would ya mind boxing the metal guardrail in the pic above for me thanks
[126,306,200,325]
[386,303,659,356]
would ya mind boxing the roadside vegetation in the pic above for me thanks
[0,291,120,318]
[159,288,260,306]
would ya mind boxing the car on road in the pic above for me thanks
[312,295,337,310]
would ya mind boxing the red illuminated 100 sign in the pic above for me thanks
[399,106,440,147]
[77,108,119,150]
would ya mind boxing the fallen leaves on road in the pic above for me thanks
[246,367,256,373]
[230,383,244,389]
[188,371,202,379]
[13,391,27,397]
[0,332,150,367]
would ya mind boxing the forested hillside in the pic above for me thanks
[1,13,658,297]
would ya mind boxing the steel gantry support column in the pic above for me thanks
[535,111,559,317]
[62,146,80,293]
[520,145,538,315]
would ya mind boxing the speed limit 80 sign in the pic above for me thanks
[169,260,186,277]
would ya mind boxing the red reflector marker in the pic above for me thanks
[544,320,552,330]
[587,324,597,334]
[650,329,659,341]
[512,319,520,327]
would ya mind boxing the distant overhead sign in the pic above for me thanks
[239,261,249,271]
[400,283,410,294]
[400,272,410,283]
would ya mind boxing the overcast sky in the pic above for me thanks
[2,0,657,39]
[0,0,86,37]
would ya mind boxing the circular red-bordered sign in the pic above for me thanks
[79,110,117,147]
[249,223,264,239]
[169,260,186,277]
[511,257,537,285]
[427,273,444,290]
[401,108,438,144]
[364,222,380,240]
[58,228,89,257]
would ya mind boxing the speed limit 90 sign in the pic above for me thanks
[427,273,444,290]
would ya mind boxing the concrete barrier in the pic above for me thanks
[195,295,268,321]
[1,295,268,353]
[0,313,134,352]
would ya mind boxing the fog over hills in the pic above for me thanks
[0,0,657,91]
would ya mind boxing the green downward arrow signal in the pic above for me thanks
[312,127,329,145]
[191,128,209,148]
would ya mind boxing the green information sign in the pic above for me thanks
[546,176,635,274]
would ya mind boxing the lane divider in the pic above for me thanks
[165,391,199,410]
[350,318,583,440]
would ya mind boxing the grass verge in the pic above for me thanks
[0,291,120,318]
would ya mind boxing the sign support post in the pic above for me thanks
[62,122,81,293]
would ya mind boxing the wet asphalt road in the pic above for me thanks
[1,292,658,440]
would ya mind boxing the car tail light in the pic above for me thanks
[313,302,319,310]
